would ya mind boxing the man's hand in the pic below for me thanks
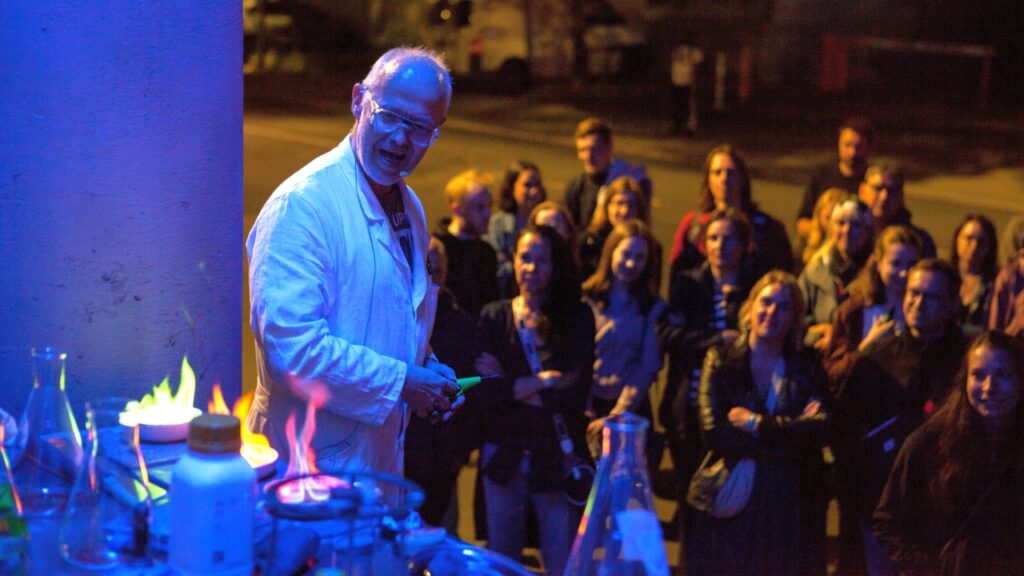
[474,352,503,378]
[424,355,456,381]
[402,363,459,418]
[586,417,606,458]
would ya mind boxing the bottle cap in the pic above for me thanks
[187,413,242,454]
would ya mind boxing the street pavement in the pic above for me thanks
[246,67,1024,200]
[245,69,1024,260]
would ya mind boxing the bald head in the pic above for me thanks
[362,47,452,109]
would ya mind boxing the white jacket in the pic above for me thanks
[246,136,437,476]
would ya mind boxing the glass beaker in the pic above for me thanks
[13,347,83,517]
[563,414,669,576]
[59,398,151,570]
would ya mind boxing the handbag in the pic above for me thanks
[686,451,756,518]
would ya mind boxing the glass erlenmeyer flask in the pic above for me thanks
[59,400,127,570]
[13,347,83,517]
[563,414,669,576]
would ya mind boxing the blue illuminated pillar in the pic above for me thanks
[0,3,242,415]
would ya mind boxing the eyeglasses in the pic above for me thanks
[363,89,440,146]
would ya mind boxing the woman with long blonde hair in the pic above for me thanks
[689,270,829,576]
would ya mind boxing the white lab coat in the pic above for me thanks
[246,135,437,476]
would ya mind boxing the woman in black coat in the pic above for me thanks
[872,331,1024,575]
[688,270,830,576]
[472,224,595,576]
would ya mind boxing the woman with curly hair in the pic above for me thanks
[873,331,1024,575]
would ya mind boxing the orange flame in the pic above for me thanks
[208,384,230,415]
[233,392,270,448]
[208,384,277,470]
[277,398,343,504]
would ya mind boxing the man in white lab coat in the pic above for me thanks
[246,47,459,476]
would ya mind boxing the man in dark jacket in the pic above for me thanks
[858,163,937,258]
[834,258,967,576]
[562,117,650,233]
[796,117,874,240]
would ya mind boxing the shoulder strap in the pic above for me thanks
[512,298,576,457]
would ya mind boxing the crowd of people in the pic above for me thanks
[404,114,1024,576]
[245,47,1023,576]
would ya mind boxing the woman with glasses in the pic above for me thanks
[472,225,595,576]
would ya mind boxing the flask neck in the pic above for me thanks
[32,347,67,391]
[83,407,99,459]
[601,413,649,465]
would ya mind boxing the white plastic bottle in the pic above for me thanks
[169,414,256,575]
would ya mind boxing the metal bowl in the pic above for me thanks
[241,443,279,479]
[130,407,202,443]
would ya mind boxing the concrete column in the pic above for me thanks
[0,2,242,416]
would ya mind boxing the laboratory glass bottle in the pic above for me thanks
[169,413,255,575]
[59,401,125,570]
[13,347,83,517]
[563,413,669,576]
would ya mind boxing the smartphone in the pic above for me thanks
[882,306,895,322]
